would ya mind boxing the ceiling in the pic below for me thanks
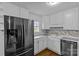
[11,2,79,15]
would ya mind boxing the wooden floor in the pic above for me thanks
[36,49,59,56]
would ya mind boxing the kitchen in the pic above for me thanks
[0,2,79,56]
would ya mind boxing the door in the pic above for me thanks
[53,39,60,54]
[4,16,17,56]
[43,38,47,49]
[48,39,53,50]
[24,20,34,56]
[28,20,34,47]
[23,19,29,48]
[14,17,24,51]
[39,39,44,52]
[24,19,34,48]
[34,39,39,55]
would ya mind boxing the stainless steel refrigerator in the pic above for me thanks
[4,15,34,56]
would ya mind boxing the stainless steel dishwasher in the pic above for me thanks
[61,39,77,56]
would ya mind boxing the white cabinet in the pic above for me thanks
[34,36,47,55]
[39,36,47,51]
[53,38,60,54]
[39,39,44,52]
[42,16,50,29]
[0,31,4,56]
[63,8,79,30]
[48,39,55,50]
[34,39,39,55]
[20,8,29,19]
[55,12,64,27]
[48,38,60,54]
[49,7,79,30]
[1,3,29,18]
[1,3,20,17]
[50,12,64,27]
[43,38,47,49]
[0,15,4,56]
[0,15,4,30]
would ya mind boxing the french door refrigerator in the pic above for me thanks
[4,15,34,56]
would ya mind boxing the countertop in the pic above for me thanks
[34,35,47,39]
[34,34,79,42]
[48,35,79,42]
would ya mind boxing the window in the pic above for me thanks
[34,21,40,33]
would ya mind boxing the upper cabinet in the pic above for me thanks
[42,7,79,30]
[42,16,50,29]
[1,3,79,30]
[63,8,79,30]
[1,3,29,19]
[1,3,20,17]
[42,12,64,29]
[20,8,29,19]
[50,12,64,27]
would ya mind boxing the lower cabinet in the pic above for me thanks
[47,39,54,51]
[53,39,60,54]
[34,39,39,55]
[39,38,44,52]
[34,36,47,55]
[43,38,47,49]
[34,36,60,55]
[47,38,60,54]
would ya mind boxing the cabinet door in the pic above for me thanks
[63,8,79,30]
[47,39,54,51]
[39,39,44,52]
[48,38,60,54]
[20,8,29,19]
[50,15,56,27]
[24,19,29,48]
[34,39,39,55]
[43,39,47,49]
[43,36,48,49]
[50,12,64,27]
[55,12,64,27]
[42,16,50,29]
[0,28,4,56]
[2,3,19,17]
[53,39,60,54]
[0,15,4,30]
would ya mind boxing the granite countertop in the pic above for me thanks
[34,35,46,39]
[34,34,79,42]
[48,34,79,42]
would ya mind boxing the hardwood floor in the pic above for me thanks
[35,49,59,56]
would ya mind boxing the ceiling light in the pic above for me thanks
[47,2,60,6]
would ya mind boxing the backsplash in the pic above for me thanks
[42,29,79,37]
